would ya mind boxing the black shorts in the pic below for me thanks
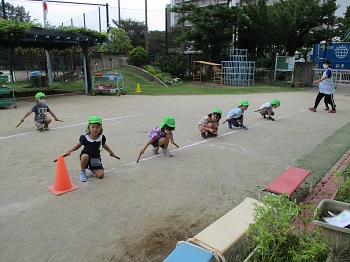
[151,138,165,148]
[80,155,104,170]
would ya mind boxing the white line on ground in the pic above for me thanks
[0,114,143,140]
[104,113,296,174]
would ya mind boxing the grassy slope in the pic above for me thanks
[12,68,307,96]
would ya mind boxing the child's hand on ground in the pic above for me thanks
[55,118,63,122]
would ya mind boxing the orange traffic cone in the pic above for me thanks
[48,155,78,196]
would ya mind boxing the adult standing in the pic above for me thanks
[309,60,336,113]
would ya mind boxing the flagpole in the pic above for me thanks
[43,0,54,89]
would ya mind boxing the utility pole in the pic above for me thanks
[145,0,149,53]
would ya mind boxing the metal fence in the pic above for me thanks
[312,69,350,87]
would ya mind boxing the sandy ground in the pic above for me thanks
[0,87,350,262]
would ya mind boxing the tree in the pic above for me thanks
[237,0,272,57]
[172,3,237,62]
[95,27,133,53]
[337,6,350,41]
[127,46,148,66]
[112,18,146,50]
[0,2,31,22]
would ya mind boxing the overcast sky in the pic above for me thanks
[8,0,171,31]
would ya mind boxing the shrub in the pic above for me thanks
[127,46,148,66]
[144,65,156,75]
[248,193,328,262]
[155,73,164,82]
[334,167,350,203]
[152,53,190,78]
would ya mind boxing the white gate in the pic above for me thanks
[313,69,350,87]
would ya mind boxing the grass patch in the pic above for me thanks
[296,121,350,182]
[11,68,308,96]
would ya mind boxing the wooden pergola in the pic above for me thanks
[192,60,223,88]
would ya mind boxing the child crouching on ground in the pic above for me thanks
[254,99,281,121]
[223,100,249,130]
[18,92,62,131]
[140,116,176,157]
[66,116,118,182]
[198,108,222,139]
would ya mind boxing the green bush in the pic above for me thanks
[248,194,328,262]
[155,73,164,81]
[144,65,156,75]
[127,46,148,66]
[152,53,190,78]
[334,167,350,203]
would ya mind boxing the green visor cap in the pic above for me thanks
[35,92,46,99]
[213,108,222,115]
[240,100,249,107]
[88,116,102,125]
[159,116,176,129]
[270,99,281,107]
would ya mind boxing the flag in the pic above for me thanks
[42,0,48,24]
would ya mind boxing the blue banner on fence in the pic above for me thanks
[313,43,350,70]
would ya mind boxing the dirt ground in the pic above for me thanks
[1,87,350,262]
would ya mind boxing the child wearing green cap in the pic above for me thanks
[223,100,249,130]
[198,108,222,138]
[254,99,281,121]
[65,116,118,182]
[18,92,62,131]
[140,116,176,157]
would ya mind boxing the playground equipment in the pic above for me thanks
[192,61,223,87]
[222,49,255,87]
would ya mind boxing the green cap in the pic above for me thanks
[86,116,102,134]
[159,116,176,129]
[240,100,249,107]
[270,99,281,107]
[35,92,45,99]
[213,108,222,115]
[88,116,102,125]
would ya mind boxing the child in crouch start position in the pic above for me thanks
[140,116,176,157]
[66,116,118,182]
[198,108,222,139]
[254,99,281,121]
[223,100,249,130]
[18,92,62,131]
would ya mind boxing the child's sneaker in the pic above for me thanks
[267,117,275,121]
[308,107,316,112]
[227,123,233,129]
[328,109,336,113]
[200,132,207,139]
[162,149,172,157]
[152,147,159,155]
[260,112,266,118]
[37,128,44,132]
[43,124,50,131]
[240,124,248,130]
[324,107,329,111]
[79,170,87,182]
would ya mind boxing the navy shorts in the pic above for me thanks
[228,115,243,127]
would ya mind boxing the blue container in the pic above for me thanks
[29,71,41,77]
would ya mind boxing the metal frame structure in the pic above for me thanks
[192,60,223,87]
[222,49,255,86]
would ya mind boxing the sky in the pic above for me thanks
[8,0,171,31]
